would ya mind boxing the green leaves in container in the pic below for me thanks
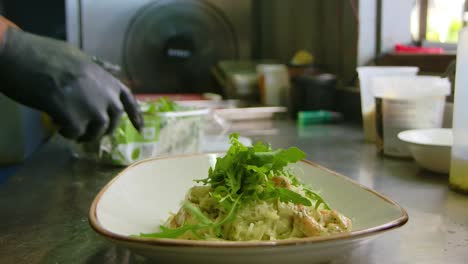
[131,148,141,161]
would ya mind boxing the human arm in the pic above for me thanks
[0,16,143,141]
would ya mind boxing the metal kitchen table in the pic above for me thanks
[1,120,467,263]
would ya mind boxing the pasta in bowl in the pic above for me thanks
[137,134,351,241]
[89,134,407,263]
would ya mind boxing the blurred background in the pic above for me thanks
[0,0,463,116]
[0,0,465,163]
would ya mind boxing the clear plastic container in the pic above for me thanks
[357,66,419,142]
[372,76,451,157]
[256,64,291,107]
[449,27,468,193]
[76,108,209,166]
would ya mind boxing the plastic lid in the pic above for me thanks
[371,76,451,99]
[357,65,419,71]
[256,64,288,73]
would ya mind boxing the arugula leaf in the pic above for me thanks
[131,148,141,160]
[214,195,242,227]
[138,225,198,239]
[304,187,331,210]
[141,133,332,240]
[277,188,312,206]
[145,97,186,114]
[183,202,213,225]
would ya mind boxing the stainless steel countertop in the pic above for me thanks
[1,120,467,263]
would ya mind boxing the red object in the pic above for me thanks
[394,44,444,54]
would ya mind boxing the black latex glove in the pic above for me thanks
[0,28,143,142]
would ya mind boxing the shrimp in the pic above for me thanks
[294,204,324,237]
[169,208,193,228]
[319,210,352,231]
[272,176,291,189]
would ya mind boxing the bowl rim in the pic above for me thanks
[397,128,452,147]
[89,153,409,248]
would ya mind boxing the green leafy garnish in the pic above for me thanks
[182,202,213,225]
[138,225,197,239]
[131,148,141,160]
[146,97,185,113]
[138,133,331,239]
[277,188,312,206]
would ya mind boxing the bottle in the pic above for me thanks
[449,27,468,193]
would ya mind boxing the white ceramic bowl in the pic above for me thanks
[89,154,408,264]
[398,128,452,174]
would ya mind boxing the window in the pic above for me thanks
[411,0,465,45]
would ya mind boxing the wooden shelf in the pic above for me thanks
[375,52,456,74]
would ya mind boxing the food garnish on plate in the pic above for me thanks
[136,134,351,241]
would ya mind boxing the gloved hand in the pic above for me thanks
[0,27,143,142]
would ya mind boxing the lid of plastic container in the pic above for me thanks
[357,66,419,75]
[256,64,288,73]
[371,76,451,99]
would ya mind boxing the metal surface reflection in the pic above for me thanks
[0,122,467,263]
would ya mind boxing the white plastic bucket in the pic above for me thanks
[357,66,419,142]
[372,76,451,157]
